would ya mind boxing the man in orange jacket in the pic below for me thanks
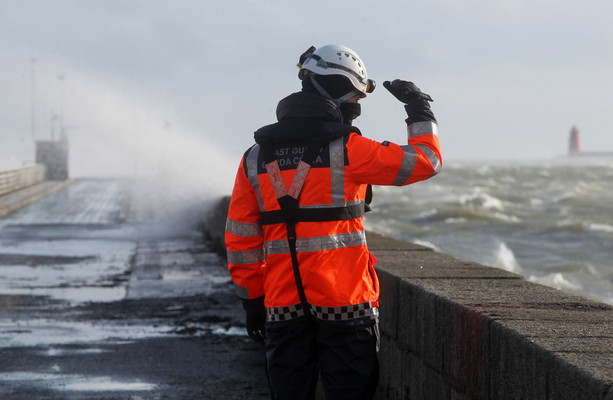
[225,44,441,399]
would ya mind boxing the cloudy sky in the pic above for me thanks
[1,0,612,189]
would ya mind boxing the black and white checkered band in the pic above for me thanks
[310,302,379,321]
[266,303,305,322]
[266,302,379,322]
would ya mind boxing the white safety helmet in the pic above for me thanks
[298,44,376,96]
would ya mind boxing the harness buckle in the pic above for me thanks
[286,222,297,241]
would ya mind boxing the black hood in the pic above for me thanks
[254,92,360,146]
[276,91,343,123]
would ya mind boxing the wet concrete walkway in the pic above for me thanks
[0,179,269,399]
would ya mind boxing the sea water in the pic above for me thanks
[363,157,613,305]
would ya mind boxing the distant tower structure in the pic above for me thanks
[569,125,581,156]
[35,134,69,180]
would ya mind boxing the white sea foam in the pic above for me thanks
[529,198,544,207]
[413,239,439,251]
[587,223,613,233]
[491,212,521,223]
[460,190,504,212]
[493,241,522,274]
[416,209,438,219]
[528,273,583,292]
[444,218,467,224]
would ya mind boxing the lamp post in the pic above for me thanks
[58,73,66,139]
[31,57,37,140]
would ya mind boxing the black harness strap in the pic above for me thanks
[260,203,365,225]
[261,143,324,317]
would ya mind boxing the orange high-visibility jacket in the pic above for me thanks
[225,92,441,322]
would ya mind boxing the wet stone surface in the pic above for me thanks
[0,179,269,399]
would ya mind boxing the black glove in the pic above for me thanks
[383,79,436,124]
[242,296,266,344]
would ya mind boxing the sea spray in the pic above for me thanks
[22,63,238,234]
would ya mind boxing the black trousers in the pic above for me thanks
[264,316,379,400]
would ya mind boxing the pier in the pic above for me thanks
[0,171,268,399]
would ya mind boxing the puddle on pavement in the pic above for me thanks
[0,238,136,260]
[0,238,135,303]
[176,321,247,337]
[0,319,172,348]
[0,372,156,392]
[0,285,127,303]
[0,317,247,348]
[212,325,247,336]
[39,347,110,356]
[0,260,128,284]
[60,377,157,391]
[0,223,138,241]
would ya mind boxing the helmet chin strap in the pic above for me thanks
[309,76,359,106]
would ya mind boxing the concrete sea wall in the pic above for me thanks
[205,196,613,400]
[366,233,613,400]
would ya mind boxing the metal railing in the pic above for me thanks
[0,164,47,197]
